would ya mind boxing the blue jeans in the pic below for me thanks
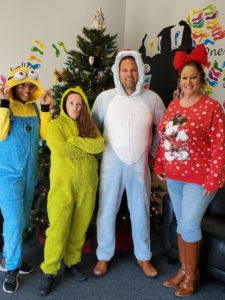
[166,179,216,242]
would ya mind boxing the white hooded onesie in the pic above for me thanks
[92,50,165,261]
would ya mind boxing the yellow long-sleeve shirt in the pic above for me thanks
[0,99,51,141]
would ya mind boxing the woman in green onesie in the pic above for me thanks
[38,86,104,296]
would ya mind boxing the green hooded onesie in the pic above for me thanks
[41,87,104,275]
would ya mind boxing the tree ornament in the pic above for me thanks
[98,71,104,78]
[53,69,65,85]
[83,70,90,75]
[90,8,106,31]
[89,56,95,65]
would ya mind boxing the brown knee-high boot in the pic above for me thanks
[175,240,201,297]
[163,234,186,288]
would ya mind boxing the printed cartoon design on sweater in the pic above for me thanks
[161,114,189,162]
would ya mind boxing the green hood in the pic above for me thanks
[60,86,90,118]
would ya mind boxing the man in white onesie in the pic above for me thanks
[92,50,165,277]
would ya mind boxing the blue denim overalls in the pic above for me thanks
[0,104,39,270]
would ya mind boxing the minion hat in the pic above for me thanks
[7,65,45,101]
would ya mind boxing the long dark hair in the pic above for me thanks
[63,92,99,138]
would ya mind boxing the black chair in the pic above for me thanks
[162,186,225,282]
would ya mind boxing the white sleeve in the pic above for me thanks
[91,94,104,133]
[151,95,166,157]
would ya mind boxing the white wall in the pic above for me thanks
[0,0,126,89]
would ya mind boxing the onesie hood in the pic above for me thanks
[60,86,90,118]
[7,65,45,101]
[112,50,145,96]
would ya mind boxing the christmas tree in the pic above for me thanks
[28,9,118,242]
[52,8,118,111]
[25,140,50,241]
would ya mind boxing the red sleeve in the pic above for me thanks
[154,143,165,175]
[204,104,225,192]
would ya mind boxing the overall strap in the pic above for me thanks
[33,103,40,123]
[9,106,15,121]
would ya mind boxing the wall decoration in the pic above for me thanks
[170,21,192,50]
[187,4,225,100]
[139,23,188,107]
[33,39,45,50]
[27,62,41,69]
[144,63,151,74]
[26,40,45,70]
[147,36,160,57]
[57,41,68,53]
[139,4,225,108]
[144,74,152,90]
[187,4,225,45]
[30,46,44,55]
[27,55,42,63]
[52,43,60,57]
[0,75,7,86]
[174,31,181,47]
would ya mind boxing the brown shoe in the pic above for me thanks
[163,267,185,288]
[137,260,158,278]
[163,234,186,288]
[93,260,109,277]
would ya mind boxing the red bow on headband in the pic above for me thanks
[173,44,210,71]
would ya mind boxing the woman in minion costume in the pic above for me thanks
[38,87,104,296]
[0,65,51,293]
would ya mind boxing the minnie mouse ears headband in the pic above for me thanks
[173,44,210,71]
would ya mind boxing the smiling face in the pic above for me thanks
[65,93,83,120]
[119,58,138,95]
[179,65,203,97]
[7,66,44,101]
[14,82,37,102]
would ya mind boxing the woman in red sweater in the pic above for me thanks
[154,44,225,297]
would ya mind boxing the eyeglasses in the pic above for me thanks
[17,83,37,91]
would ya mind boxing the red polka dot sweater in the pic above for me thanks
[154,95,225,192]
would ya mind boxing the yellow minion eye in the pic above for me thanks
[27,68,38,80]
[13,70,26,81]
